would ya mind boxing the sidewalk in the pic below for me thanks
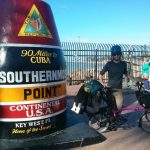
[66,85,150,150]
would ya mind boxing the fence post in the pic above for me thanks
[94,44,98,79]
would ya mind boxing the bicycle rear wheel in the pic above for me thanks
[139,112,150,132]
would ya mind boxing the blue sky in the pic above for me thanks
[44,0,150,45]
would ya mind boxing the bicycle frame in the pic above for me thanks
[112,105,145,116]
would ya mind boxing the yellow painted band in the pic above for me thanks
[0,83,66,102]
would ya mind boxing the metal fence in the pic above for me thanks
[61,42,150,85]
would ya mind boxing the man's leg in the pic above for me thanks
[112,89,123,109]
[112,89,127,122]
[143,79,149,90]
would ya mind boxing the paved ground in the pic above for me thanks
[66,85,150,150]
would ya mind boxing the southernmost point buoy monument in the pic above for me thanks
[0,0,66,139]
[0,0,106,149]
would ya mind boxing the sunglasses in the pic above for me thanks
[112,54,121,56]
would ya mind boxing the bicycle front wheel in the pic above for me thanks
[140,112,150,133]
[88,114,110,133]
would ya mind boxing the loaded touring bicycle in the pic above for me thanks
[71,79,150,133]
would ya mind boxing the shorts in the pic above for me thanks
[111,89,123,109]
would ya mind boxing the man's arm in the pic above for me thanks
[124,61,131,82]
[99,74,106,87]
[99,62,108,86]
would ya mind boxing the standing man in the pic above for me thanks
[141,57,150,91]
[99,45,128,109]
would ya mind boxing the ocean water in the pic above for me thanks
[66,61,103,75]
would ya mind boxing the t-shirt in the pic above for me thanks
[142,62,149,75]
[100,60,127,89]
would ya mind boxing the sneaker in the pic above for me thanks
[117,115,127,124]
[108,122,117,131]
